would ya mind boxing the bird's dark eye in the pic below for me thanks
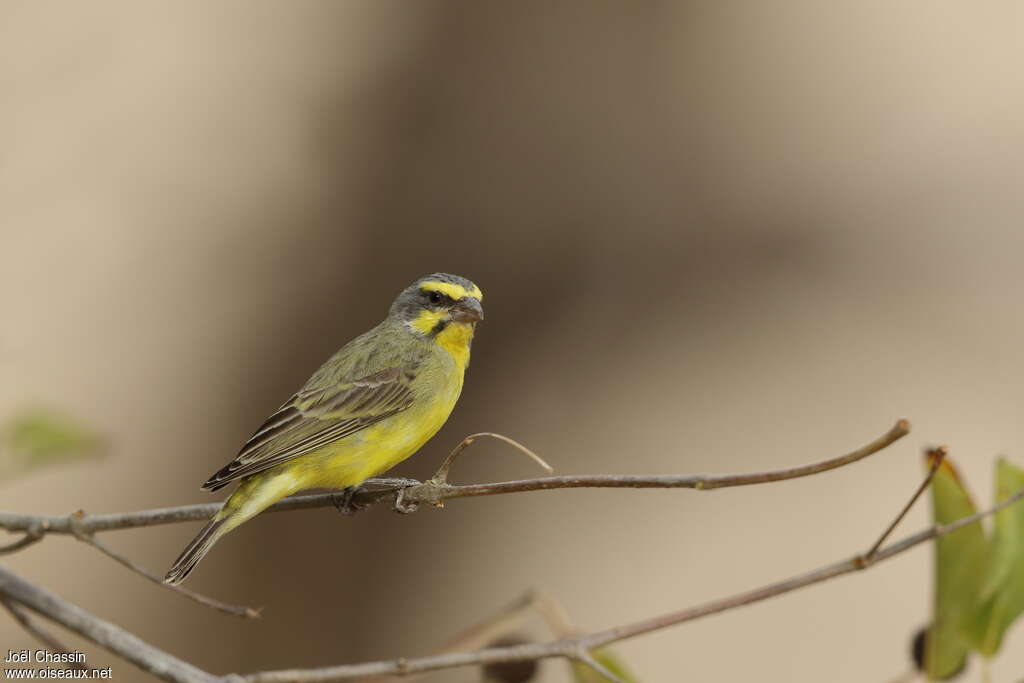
[428,291,443,305]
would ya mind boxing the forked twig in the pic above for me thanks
[0,420,911,536]
[0,419,928,683]
[0,566,216,683]
[236,482,1024,681]
[0,431,1020,682]
[0,531,43,554]
[437,592,538,654]
[68,511,261,619]
[571,646,625,683]
[0,522,47,555]
[432,432,553,486]
[863,446,947,563]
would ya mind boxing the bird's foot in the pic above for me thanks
[392,484,421,515]
[363,477,422,489]
[333,486,369,516]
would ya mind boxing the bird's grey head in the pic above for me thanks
[390,273,484,336]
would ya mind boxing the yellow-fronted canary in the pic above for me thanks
[164,273,483,584]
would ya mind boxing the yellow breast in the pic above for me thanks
[290,368,465,489]
[354,371,463,478]
[281,321,474,489]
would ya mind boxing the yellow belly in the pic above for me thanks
[279,374,462,490]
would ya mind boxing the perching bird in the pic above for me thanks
[164,273,483,584]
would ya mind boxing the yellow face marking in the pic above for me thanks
[410,308,445,336]
[419,280,483,301]
[408,308,475,369]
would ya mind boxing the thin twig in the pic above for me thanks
[571,647,625,683]
[0,521,47,555]
[578,484,1024,649]
[67,512,260,619]
[0,452,1019,682]
[384,591,583,683]
[1,598,89,671]
[236,484,1024,682]
[0,420,910,537]
[532,591,578,638]
[437,592,538,654]
[0,566,216,683]
[864,446,947,562]
[374,593,540,683]
[432,433,553,486]
[0,531,44,554]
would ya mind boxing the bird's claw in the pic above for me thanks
[334,479,422,514]
[392,486,420,514]
[364,477,422,489]
[333,486,369,516]
[362,477,422,513]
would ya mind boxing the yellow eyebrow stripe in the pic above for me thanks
[419,281,483,300]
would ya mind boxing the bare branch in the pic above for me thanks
[432,432,553,487]
[67,512,260,619]
[573,485,1024,652]
[570,647,625,683]
[436,592,538,654]
[0,529,44,554]
[1,598,89,671]
[234,483,1024,682]
[863,446,946,562]
[0,566,216,683]
[380,591,583,683]
[0,420,910,536]
[0,420,1015,683]
[0,520,48,555]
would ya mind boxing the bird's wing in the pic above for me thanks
[202,367,415,491]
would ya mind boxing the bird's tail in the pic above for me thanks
[163,515,228,585]
[164,473,302,585]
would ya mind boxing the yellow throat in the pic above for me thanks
[410,309,476,369]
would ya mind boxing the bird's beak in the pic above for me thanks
[450,297,484,323]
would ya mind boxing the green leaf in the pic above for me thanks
[570,648,639,683]
[965,457,1024,656]
[925,454,988,679]
[0,408,105,480]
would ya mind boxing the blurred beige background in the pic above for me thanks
[3,1,1024,681]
